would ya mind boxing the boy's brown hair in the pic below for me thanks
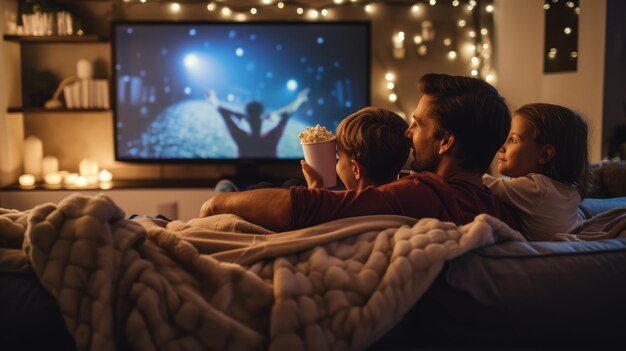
[336,107,410,185]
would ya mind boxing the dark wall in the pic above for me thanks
[602,0,626,159]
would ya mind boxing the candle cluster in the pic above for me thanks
[19,135,114,189]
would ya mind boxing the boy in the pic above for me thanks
[301,107,410,191]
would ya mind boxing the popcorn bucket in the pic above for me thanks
[301,138,337,188]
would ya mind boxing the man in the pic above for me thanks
[200,73,519,231]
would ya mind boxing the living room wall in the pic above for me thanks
[0,0,616,186]
[1,0,498,185]
[494,0,609,163]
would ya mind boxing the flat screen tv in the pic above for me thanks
[112,21,370,164]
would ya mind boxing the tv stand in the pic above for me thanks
[234,161,262,186]
[233,161,305,189]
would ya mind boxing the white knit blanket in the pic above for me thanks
[2,193,524,351]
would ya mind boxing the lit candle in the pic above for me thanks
[23,136,43,180]
[79,158,99,184]
[75,176,88,188]
[98,169,113,182]
[99,181,113,190]
[63,173,79,185]
[44,172,64,185]
[41,156,59,176]
[19,174,36,187]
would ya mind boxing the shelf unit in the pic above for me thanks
[3,34,110,113]
[2,34,107,43]
[7,107,110,113]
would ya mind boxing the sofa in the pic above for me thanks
[1,164,625,350]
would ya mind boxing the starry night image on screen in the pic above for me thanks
[113,22,370,161]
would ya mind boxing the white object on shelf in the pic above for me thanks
[75,176,88,188]
[18,174,36,187]
[63,173,79,185]
[44,172,64,185]
[42,156,59,175]
[23,136,43,180]
[77,59,93,80]
[98,169,113,183]
[79,158,99,184]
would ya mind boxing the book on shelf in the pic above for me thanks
[62,79,109,109]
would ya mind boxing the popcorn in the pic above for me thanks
[298,124,335,143]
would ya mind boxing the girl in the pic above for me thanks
[483,103,590,241]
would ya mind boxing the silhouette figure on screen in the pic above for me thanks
[206,88,310,158]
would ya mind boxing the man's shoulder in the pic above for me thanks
[378,172,449,193]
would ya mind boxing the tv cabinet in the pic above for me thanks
[0,185,217,222]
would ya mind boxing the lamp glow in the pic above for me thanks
[385,72,395,81]
[388,93,397,102]
[170,3,181,13]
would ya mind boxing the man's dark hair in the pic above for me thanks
[336,107,410,185]
[419,73,511,172]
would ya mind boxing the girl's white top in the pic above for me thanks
[483,173,583,241]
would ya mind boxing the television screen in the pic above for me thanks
[112,21,370,162]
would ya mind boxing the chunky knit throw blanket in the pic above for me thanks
[1,193,525,351]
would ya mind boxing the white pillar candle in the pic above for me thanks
[19,174,36,186]
[75,176,88,188]
[79,158,99,184]
[76,59,93,80]
[98,169,113,182]
[41,156,59,175]
[44,172,64,185]
[23,136,43,180]
[63,172,79,185]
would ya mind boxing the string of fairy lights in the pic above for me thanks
[118,0,496,108]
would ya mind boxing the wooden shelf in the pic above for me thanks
[2,34,108,43]
[7,107,110,113]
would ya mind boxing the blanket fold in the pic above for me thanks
[3,193,530,351]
